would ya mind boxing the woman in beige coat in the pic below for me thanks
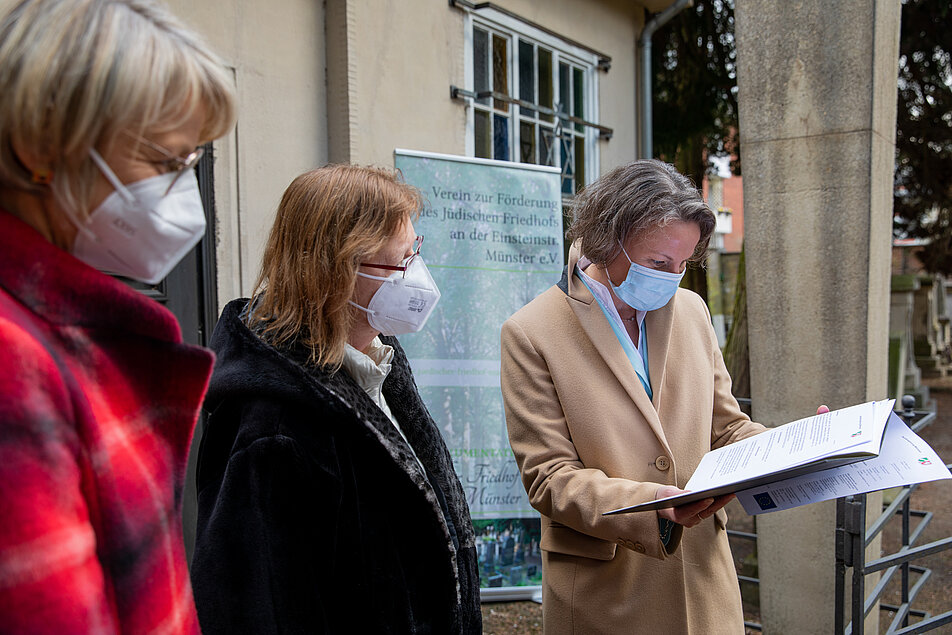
[501,160,766,634]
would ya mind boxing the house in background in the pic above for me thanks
[702,155,744,345]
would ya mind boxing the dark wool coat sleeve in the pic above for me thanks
[191,400,341,634]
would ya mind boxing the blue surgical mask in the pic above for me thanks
[608,242,684,311]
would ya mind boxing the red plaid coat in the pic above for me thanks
[0,212,211,633]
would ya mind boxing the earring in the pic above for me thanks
[31,168,53,185]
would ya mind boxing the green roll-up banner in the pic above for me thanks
[395,149,563,589]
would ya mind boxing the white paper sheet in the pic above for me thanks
[735,412,951,514]
[685,400,894,492]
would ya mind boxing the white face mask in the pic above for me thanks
[349,255,441,336]
[67,149,207,284]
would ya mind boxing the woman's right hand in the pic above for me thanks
[655,485,734,528]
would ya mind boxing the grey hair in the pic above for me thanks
[0,0,236,218]
[566,159,715,266]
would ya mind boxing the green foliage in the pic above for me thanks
[652,0,739,186]
[894,0,952,274]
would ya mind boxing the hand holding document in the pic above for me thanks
[604,400,951,516]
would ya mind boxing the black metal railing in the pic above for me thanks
[727,525,762,632]
[449,86,614,139]
[729,396,761,630]
[728,397,952,633]
[834,399,952,634]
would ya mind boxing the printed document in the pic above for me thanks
[604,399,949,516]
[735,412,951,514]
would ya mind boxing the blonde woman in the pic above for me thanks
[0,0,235,631]
[191,165,481,634]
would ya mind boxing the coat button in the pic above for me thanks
[655,456,670,471]
[633,542,646,553]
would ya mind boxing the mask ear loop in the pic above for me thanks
[88,149,136,204]
[616,239,634,264]
[59,149,135,243]
[606,239,634,288]
[60,148,116,243]
[350,269,398,315]
[348,300,376,316]
[350,261,408,319]
[355,270,399,284]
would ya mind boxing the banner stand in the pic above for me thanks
[394,149,563,602]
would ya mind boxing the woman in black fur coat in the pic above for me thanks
[190,165,481,634]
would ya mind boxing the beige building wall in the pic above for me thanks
[168,0,652,307]
[326,1,467,165]
[160,0,328,556]
[328,0,644,173]
[166,0,328,305]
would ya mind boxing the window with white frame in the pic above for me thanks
[465,11,604,196]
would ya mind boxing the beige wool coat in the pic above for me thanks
[500,245,766,634]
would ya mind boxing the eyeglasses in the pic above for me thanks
[360,235,424,278]
[125,131,204,196]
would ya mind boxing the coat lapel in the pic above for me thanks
[564,244,671,451]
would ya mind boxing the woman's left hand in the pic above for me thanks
[656,406,830,529]
[655,485,735,528]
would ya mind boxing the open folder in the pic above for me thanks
[604,399,952,516]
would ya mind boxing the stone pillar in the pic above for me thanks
[734,2,900,632]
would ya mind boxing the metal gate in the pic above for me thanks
[729,397,952,633]
[834,400,952,634]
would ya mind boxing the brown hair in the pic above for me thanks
[566,159,715,266]
[247,164,422,368]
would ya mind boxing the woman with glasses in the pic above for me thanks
[0,0,235,632]
[190,165,482,634]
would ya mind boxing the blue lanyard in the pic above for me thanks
[578,271,652,400]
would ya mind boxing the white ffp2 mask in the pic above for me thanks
[349,256,441,336]
[68,149,207,285]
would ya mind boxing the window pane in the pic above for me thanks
[469,25,594,179]
[474,109,491,159]
[573,67,585,132]
[538,48,553,123]
[560,134,574,195]
[519,40,535,116]
[559,62,571,123]
[520,121,536,164]
[493,113,509,161]
[492,34,508,112]
[540,127,556,167]
[474,28,490,106]
[574,136,585,192]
